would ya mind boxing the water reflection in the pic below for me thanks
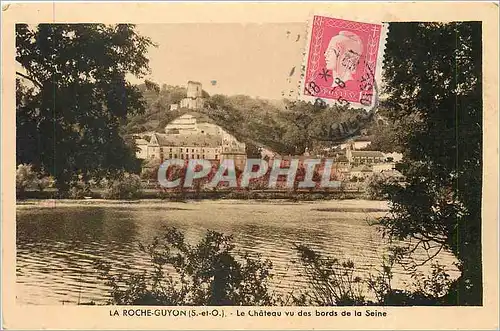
[16,200,458,305]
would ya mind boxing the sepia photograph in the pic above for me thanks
[14,18,484,307]
[2,2,499,330]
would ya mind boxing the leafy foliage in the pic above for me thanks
[364,172,402,200]
[16,164,55,196]
[99,228,456,306]
[124,88,370,156]
[103,173,143,200]
[16,24,153,192]
[67,180,92,199]
[140,158,163,181]
[203,96,369,155]
[292,244,365,306]
[123,84,188,133]
[99,228,276,305]
[361,118,404,153]
[379,22,482,305]
[16,164,38,194]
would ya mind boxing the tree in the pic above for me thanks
[279,100,335,155]
[245,142,262,158]
[16,164,38,195]
[16,24,154,193]
[140,158,162,181]
[380,22,482,305]
[36,175,55,191]
[362,118,404,153]
[103,173,143,200]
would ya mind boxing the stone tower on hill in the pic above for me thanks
[186,81,203,98]
[180,81,205,109]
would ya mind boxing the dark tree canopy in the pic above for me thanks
[16,24,155,191]
[380,22,482,305]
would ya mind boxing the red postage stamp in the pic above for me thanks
[300,16,388,109]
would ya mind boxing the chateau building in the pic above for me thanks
[135,112,247,168]
[349,165,373,180]
[346,150,385,165]
[372,162,396,172]
[146,133,221,161]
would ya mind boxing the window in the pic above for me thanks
[215,155,218,160]
[174,154,178,158]
[180,148,183,152]
[169,154,172,158]
[181,154,184,159]
[169,148,172,152]
[192,149,194,152]
[202,154,205,159]
[191,154,194,159]
[202,149,205,152]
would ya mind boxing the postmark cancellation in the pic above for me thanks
[299,16,388,109]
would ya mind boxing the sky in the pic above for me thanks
[131,23,306,100]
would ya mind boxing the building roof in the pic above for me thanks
[135,138,149,145]
[132,131,155,139]
[150,133,222,147]
[353,136,374,142]
[373,162,395,167]
[169,112,213,124]
[350,151,385,157]
[351,165,373,172]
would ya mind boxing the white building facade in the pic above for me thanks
[136,112,247,168]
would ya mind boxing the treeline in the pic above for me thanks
[122,84,387,155]
[17,161,376,201]
[121,84,189,134]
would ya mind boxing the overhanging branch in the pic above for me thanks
[16,71,42,88]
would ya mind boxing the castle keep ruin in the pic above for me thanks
[179,81,205,109]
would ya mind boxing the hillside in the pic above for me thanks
[123,83,401,155]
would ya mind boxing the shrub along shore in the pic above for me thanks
[17,188,368,201]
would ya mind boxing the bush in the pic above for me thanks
[37,176,54,191]
[364,173,401,200]
[140,158,162,180]
[16,164,38,195]
[292,244,366,306]
[98,228,276,305]
[103,173,143,200]
[68,180,92,199]
[98,228,457,306]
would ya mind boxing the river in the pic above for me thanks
[16,199,458,305]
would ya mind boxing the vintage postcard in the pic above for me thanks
[1,2,499,330]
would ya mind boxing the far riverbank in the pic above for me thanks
[17,189,371,202]
[16,198,390,214]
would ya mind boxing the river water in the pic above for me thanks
[16,199,458,305]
